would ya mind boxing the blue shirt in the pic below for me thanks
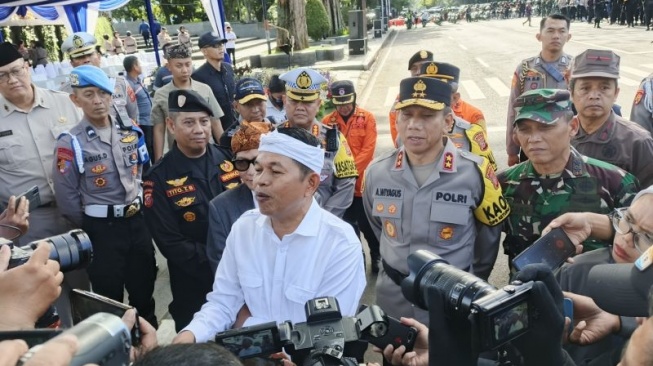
[153,66,173,90]
[126,74,153,126]
[139,23,150,34]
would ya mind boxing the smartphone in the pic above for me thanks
[512,228,576,271]
[69,289,141,346]
[215,322,282,360]
[0,329,62,348]
[14,185,40,212]
[564,298,574,335]
[325,127,339,152]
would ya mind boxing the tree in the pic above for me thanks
[276,0,310,50]
[306,0,330,40]
[322,0,345,35]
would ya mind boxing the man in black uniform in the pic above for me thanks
[192,32,236,132]
[143,89,241,331]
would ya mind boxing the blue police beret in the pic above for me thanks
[70,65,115,95]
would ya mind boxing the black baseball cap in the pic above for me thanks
[198,32,227,48]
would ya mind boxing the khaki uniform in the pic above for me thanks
[61,75,139,122]
[178,31,192,51]
[112,38,124,54]
[506,54,572,156]
[573,111,653,187]
[124,36,138,54]
[363,138,510,325]
[449,116,498,171]
[630,73,653,134]
[0,86,80,244]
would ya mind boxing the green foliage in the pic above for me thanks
[41,26,59,62]
[305,0,330,41]
[94,16,114,47]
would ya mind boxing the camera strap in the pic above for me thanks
[381,259,408,287]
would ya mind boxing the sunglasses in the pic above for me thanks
[233,158,256,172]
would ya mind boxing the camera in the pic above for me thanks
[402,250,533,351]
[215,297,418,366]
[1,229,93,271]
[9,312,131,366]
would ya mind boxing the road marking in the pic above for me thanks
[458,44,468,50]
[621,66,649,78]
[360,31,399,106]
[385,86,399,107]
[475,57,489,68]
[485,77,511,97]
[619,76,639,87]
[460,80,486,100]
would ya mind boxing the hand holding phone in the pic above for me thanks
[14,186,40,212]
[512,228,576,271]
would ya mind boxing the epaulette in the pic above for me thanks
[454,118,472,130]
[373,148,399,164]
[459,150,483,165]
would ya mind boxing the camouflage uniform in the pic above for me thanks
[499,89,639,261]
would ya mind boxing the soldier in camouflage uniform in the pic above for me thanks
[499,89,639,265]
[419,61,498,170]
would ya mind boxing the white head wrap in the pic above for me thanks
[258,130,324,174]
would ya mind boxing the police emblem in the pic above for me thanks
[175,196,196,207]
[57,159,71,174]
[178,95,187,107]
[635,89,644,105]
[167,176,189,187]
[129,152,138,165]
[220,160,234,172]
[296,71,312,89]
[70,73,80,86]
[384,220,396,238]
[183,211,196,222]
[73,35,84,48]
[439,226,454,240]
[425,62,438,76]
[473,132,488,151]
[91,164,107,174]
[120,134,137,143]
[412,80,427,98]
[419,50,428,59]
[144,190,153,208]
[388,204,397,214]
[94,177,107,188]
[376,203,384,212]
[486,165,499,190]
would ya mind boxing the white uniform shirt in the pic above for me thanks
[226,31,237,49]
[183,199,366,342]
[265,98,287,125]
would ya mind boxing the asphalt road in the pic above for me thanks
[153,18,653,356]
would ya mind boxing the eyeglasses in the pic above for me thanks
[0,64,26,84]
[233,158,257,172]
[611,207,653,254]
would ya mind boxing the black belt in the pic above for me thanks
[382,259,408,287]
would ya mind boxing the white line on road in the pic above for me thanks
[619,76,639,87]
[460,80,486,100]
[458,44,468,50]
[485,77,511,97]
[359,31,399,106]
[384,86,399,107]
[475,57,489,68]
[620,66,649,78]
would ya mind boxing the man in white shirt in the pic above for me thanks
[173,127,366,344]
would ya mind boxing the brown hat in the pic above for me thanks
[231,121,274,153]
[570,49,620,79]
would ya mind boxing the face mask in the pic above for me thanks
[271,96,284,108]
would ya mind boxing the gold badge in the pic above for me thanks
[296,71,313,89]
[175,196,196,207]
[412,80,427,98]
[439,226,454,240]
[73,34,84,48]
[120,134,137,143]
[94,177,107,188]
[384,220,396,238]
[376,203,384,212]
[225,182,239,190]
[183,211,196,222]
[166,176,188,187]
[388,204,397,214]
[220,160,234,172]
[178,95,187,107]
[125,204,138,218]
[425,62,438,75]
[91,164,107,174]
[419,50,428,59]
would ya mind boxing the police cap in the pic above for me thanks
[419,61,460,85]
[279,67,326,102]
[70,65,115,95]
[168,89,213,116]
[394,77,451,111]
[407,50,433,70]
[62,32,97,58]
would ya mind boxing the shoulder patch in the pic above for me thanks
[473,158,510,227]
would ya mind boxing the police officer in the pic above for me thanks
[389,50,434,146]
[278,67,357,219]
[363,76,510,325]
[570,49,653,187]
[630,72,653,134]
[418,61,498,171]
[506,14,572,166]
[60,32,139,122]
[499,89,639,266]
[143,90,240,332]
[52,65,158,327]
[322,80,380,272]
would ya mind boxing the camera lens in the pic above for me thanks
[402,250,495,316]
[29,229,93,271]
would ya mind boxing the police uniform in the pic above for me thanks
[506,53,572,158]
[143,90,240,332]
[364,77,509,325]
[570,50,653,187]
[279,68,357,219]
[52,65,158,327]
[418,61,498,171]
[630,72,653,134]
[60,32,139,122]
[389,50,434,146]
[499,89,639,263]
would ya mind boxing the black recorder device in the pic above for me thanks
[215,297,417,363]
[512,228,576,272]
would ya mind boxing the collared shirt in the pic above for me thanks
[265,98,286,125]
[192,62,236,130]
[0,86,80,205]
[153,66,173,90]
[125,74,153,126]
[183,199,366,342]
[498,147,639,257]
[573,111,653,187]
